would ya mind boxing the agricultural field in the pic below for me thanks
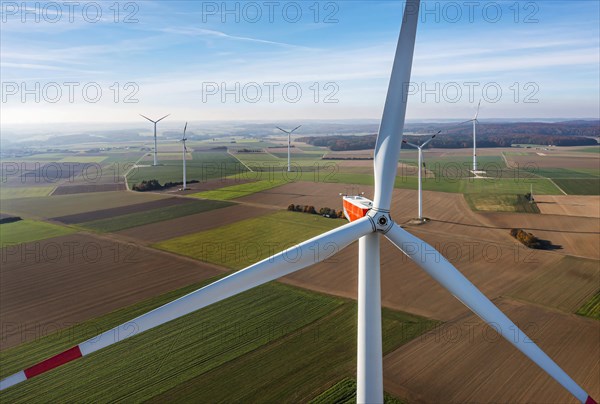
[126,151,247,187]
[535,195,600,218]
[507,255,600,312]
[553,178,600,195]
[577,292,600,320]
[310,379,404,404]
[0,191,170,219]
[0,233,223,350]
[51,183,127,195]
[382,299,599,404]
[190,179,287,200]
[478,212,600,260]
[52,197,193,224]
[77,199,233,233]
[117,204,274,244]
[464,194,540,213]
[57,156,108,164]
[155,211,343,270]
[0,220,75,247]
[0,187,55,200]
[1,150,144,191]
[1,141,598,402]
[0,282,436,402]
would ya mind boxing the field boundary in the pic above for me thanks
[227,149,254,172]
[548,178,568,195]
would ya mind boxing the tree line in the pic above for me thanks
[297,121,599,151]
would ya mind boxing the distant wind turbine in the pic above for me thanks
[403,131,439,221]
[276,125,302,172]
[180,122,188,191]
[460,100,481,173]
[140,113,170,166]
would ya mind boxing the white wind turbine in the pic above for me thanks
[460,100,482,173]
[276,125,302,172]
[1,2,595,403]
[402,131,439,221]
[140,113,170,166]
[180,122,189,191]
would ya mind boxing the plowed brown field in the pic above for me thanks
[52,183,127,195]
[0,233,224,350]
[478,212,599,260]
[535,195,600,218]
[383,298,599,404]
[52,197,194,224]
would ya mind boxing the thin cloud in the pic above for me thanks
[160,27,312,49]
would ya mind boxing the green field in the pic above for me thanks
[190,180,287,200]
[0,220,76,247]
[0,187,55,200]
[155,211,343,269]
[553,178,600,195]
[464,194,540,213]
[324,172,563,195]
[234,153,324,173]
[127,151,247,186]
[0,281,436,402]
[401,155,505,170]
[533,168,599,179]
[576,292,600,320]
[310,378,405,404]
[151,303,433,403]
[79,199,234,232]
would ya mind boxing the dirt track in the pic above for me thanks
[0,233,224,350]
[383,298,599,404]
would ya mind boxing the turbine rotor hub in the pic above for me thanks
[367,210,394,234]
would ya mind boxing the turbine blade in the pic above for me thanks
[384,223,593,404]
[373,0,420,211]
[139,114,154,123]
[183,122,188,138]
[474,99,481,120]
[405,142,419,149]
[0,217,373,391]
[291,125,302,133]
[156,114,170,123]
[276,127,289,134]
[421,137,434,147]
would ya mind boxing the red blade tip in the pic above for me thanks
[24,346,82,379]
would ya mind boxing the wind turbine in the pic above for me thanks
[180,122,188,191]
[1,2,596,403]
[140,113,170,166]
[276,125,302,172]
[402,131,439,221]
[460,100,481,173]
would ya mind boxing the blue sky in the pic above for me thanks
[1,0,599,126]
